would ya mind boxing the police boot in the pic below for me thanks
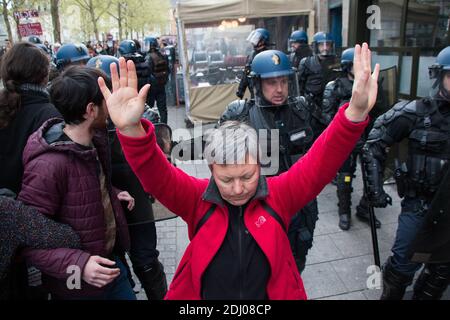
[135,261,168,300]
[336,173,352,231]
[412,263,450,300]
[380,258,413,300]
[356,196,381,228]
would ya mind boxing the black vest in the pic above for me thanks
[149,51,169,86]
[405,99,450,197]
[247,100,314,174]
[302,55,340,100]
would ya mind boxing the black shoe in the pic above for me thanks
[135,261,168,300]
[356,205,381,228]
[380,258,413,300]
[338,214,351,231]
[412,263,450,300]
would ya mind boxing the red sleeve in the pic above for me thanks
[116,119,206,226]
[268,103,369,222]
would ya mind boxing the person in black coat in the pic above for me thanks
[0,42,62,195]
[0,42,62,299]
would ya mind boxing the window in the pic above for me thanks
[405,0,450,50]
[370,0,404,47]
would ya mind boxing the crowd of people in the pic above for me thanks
[0,26,449,301]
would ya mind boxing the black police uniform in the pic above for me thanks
[236,47,267,100]
[322,76,383,229]
[290,44,313,70]
[362,97,450,299]
[146,48,169,124]
[298,55,340,138]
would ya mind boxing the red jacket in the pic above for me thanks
[117,104,368,300]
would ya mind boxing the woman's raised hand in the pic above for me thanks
[98,57,150,137]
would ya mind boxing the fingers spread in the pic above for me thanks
[372,63,380,81]
[97,77,111,100]
[138,84,151,101]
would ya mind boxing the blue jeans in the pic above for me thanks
[100,256,137,300]
[390,197,428,277]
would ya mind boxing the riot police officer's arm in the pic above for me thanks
[321,80,339,125]
[297,57,308,96]
[236,58,251,99]
[362,101,416,207]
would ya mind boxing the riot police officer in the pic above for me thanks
[298,31,340,138]
[288,30,312,69]
[55,43,90,71]
[322,48,382,230]
[118,40,152,92]
[362,46,450,300]
[144,36,169,124]
[221,50,318,273]
[87,55,169,300]
[236,28,272,99]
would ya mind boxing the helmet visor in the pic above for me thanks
[247,30,264,47]
[315,40,335,56]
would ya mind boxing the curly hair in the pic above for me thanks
[0,42,49,128]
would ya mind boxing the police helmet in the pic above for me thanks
[289,30,308,44]
[118,40,139,57]
[429,46,450,101]
[312,32,335,57]
[34,43,51,56]
[250,50,299,107]
[247,28,271,48]
[87,55,119,78]
[55,43,90,70]
[340,48,355,74]
[145,37,159,50]
[28,36,42,44]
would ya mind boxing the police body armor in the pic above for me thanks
[298,55,340,137]
[298,55,340,102]
[220,97,314,175]
[125,54,152,91]
[394,99,448,200]
[363,98,450,207]
[149,51,169,87]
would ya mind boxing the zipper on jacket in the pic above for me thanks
[238,206,243,300]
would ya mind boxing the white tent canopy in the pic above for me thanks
[177,0,314,23]
[175,0,315,123]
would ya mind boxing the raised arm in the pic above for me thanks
[269,43,380,217]
[98,58,205,223]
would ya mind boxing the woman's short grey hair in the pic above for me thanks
[204,121,259,165]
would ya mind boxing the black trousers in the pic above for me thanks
[147,86,167,124]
